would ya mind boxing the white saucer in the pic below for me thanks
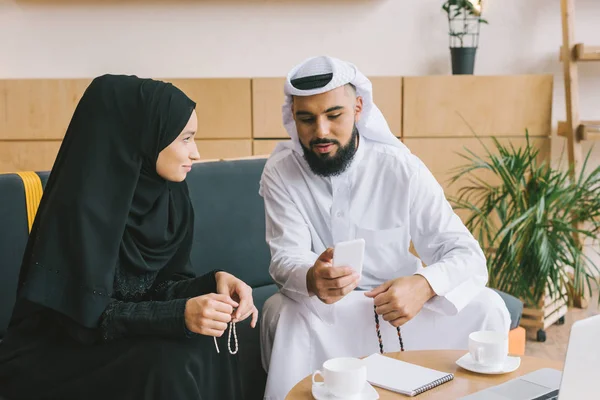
[312,382,379,399]
[456,352,521,375]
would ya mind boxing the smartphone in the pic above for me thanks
[332,238,365,276]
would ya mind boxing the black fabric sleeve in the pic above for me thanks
[97,270,223,341]
[98,298,189,341]
[96,267,228,342]
[150,270,221,301]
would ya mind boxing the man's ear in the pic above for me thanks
[354,96,364,122]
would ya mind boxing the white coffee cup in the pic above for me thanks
[311,357,367,398]
[468,330,508,369]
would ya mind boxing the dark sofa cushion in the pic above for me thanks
[233,283,277,399]
[1,164,275,400]
[186,159,272,288]
[185,159,273,399]
[492,289,523,330]
[38,172,50,188]
[0,174,30,337]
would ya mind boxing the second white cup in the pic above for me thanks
[468,330,508,369]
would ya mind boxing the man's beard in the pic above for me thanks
[300,125,359,177]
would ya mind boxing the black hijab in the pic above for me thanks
[14,75,197,328]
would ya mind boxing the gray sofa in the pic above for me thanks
[0,158,277,400]
[0,157,523,399]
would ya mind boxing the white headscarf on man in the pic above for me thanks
[271,55,408,155]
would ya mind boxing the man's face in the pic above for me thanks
[292,85,363,177]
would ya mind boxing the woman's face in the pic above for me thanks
[156,110,200,182]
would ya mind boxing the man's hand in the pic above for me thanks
[306,248,360,304]
[364,275,435,327]
[185,293,238,337]
[215,271,259,328]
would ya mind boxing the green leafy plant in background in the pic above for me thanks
[449,131,600,307]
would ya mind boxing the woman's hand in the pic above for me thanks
[184,293,238,337]
[215,271,259,328]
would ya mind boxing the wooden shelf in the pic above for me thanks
[557,120,600,140]
[575,44,600,61]
[560,44,600,62]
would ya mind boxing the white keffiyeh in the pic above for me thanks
[272,55,406,155]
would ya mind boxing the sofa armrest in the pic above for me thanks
[492,288,524,330]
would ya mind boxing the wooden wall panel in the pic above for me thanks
[166,79,252,139]
[253,139,290,156]
[195,139,252,160]
[403,75,553,137]
[0,78,252,141]
[0,79,91,140]
[0,139,252,173]
[252,78,287,139]
[370,77,402,137]
[0,141,62,173]
[0,75,553,175]
[405,137,550,224]
[404,137,551,197]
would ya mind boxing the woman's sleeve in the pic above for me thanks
[98,298,189,341]
[97,270,222,341]
[150,270,220,301]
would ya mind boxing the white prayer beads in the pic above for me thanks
[227,321,238,355]
[213,321,238,355]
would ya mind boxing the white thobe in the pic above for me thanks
[259,138,510,400]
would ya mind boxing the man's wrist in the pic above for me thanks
[416,274,436,300]
[306,266,316,296]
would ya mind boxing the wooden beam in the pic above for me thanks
[559,45,577,62]
[561,0,587,309]
[557,120,583,140]
[560,0,583,174]
[582,121,600,140]
[559,44,600,62]
[557,121,570,138]
[575,44,600,61]
[558,121,600,140]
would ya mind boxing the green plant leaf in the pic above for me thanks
[449,128,600,306]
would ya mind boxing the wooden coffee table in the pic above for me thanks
[285,350,564,399]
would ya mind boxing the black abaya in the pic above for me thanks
[0,270,243,400]
[0,75,244,400]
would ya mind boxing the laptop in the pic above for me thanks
[459,313,600,400]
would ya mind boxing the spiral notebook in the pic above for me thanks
[363,353,454,397]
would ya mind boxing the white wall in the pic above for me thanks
[1,0,599,151]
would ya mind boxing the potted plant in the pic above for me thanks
[442,0,488,74]
[449,132,600,341]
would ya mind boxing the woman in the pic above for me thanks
[0,75,257,399]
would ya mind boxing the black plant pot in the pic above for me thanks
[450,47,477,75]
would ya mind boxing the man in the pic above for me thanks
[259,56,510,399]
